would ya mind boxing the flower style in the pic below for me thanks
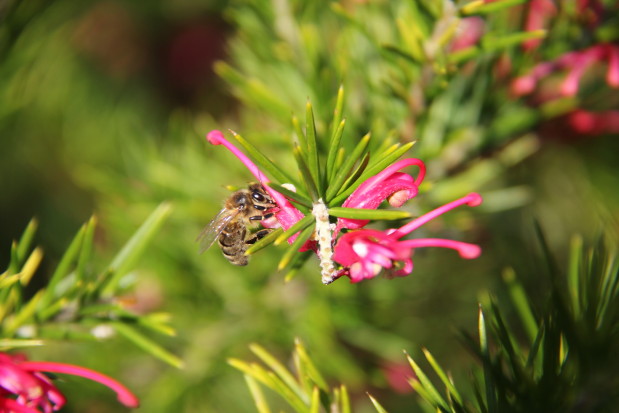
[0,352,139,412]
[333,193,482,283]
[512,44,619,97]
[336,158,425,232]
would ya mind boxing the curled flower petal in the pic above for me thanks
[337,158,425,231]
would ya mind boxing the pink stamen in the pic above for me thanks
[20,362,140,408]
[398,239,481,259]
[392,193,482,239]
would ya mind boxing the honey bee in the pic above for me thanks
[198,183,276,265]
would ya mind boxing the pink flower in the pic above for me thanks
[522,0,556,51]
[0,352,139,412]
[512,44,619,97]
[567,109,619,135]
[450,17,485,53]
[337,158,425,232]
[382,361,416,394]
[333,193,482,283]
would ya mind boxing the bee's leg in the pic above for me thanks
[249,212,274,221]
[245,229,273,245]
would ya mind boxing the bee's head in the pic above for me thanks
[247,183,274,206]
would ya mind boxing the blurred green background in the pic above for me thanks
[2,0,619,411]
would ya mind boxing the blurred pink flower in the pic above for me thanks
[0,352,139,412]
[333,193,482,283]
[382,361,416,394]
[567,109,619,135]
[512,44,619,97]
[450,17,485,52]
[522,0,556,51]
[337,158,425,232]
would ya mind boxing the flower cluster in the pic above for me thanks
[206,127,482,284]
[0,352,139,412]
[512,43,619,98]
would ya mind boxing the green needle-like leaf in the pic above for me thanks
[481,30,547,52]
[274,215,314,246]
[367,394,389,413]
[265,371,309,413]
[292,115,308,154]
[309,386,320,413]
[232,131,298,186]
[295,338,328,391]
[503,268,538,343]
[244,375,273,413]
[0,339,44,350]
[137,313,177,337]
[112,322,184,368]
[266,182,313,209]
[245,228,283,255]
[293,144,320,201]
[325,133,370,201]
[278,226,315,271]
[326,119,346,182]
[330,141,414,205]
[76,216,97,284]
[101,202,172,297]
[337,385,351,413]
[338,152,370,194]
[17,247,43,287]
[305,102,322,196]
[478,306,497,413]
[568,236,583,316]
[284,251,312,282]
[328,207,411,221]
[406,352,449,409]
[408,379,439,409]
[461,0,527,15]
[38,224,86,311]
[326,86,346,180]
[229,358,273,386]
[16,218,38,268]
[422,347,463,405]
[250,343,308,404]
[4,290,44,335]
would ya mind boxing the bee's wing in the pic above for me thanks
[196,208,238,254]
